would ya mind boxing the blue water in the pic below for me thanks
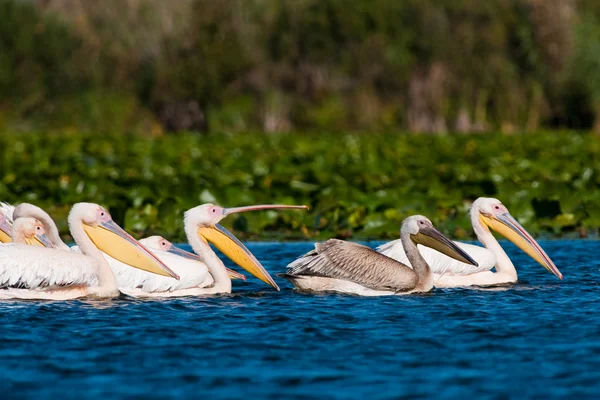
[0,240,598,399]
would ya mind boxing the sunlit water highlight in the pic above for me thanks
[1,240,598,399]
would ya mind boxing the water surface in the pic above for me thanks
[1,240,598,399]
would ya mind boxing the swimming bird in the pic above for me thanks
[280,215,478,296]
[12,203,70,250]
[89,203,308,297]
[0,203,178,300]
[377,197,562,287]
[12,203,245,282]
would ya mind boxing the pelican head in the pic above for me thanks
[0,212,11,243]
[185,203,309,290]
[140,235,247,281]
[402,215,478,266]
[12,217,54,247]
[140,235,203,260]
[69,203,179,279]
[472,197,562,279]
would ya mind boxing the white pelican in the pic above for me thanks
[280,215,478,296]
[99,203,308,297]
[377,197,562,287]
[12,203,70,250]
[0,203,178,300]
[12,203,246,282]
[10,216,54,248]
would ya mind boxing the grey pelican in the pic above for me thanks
[280,215,478,296]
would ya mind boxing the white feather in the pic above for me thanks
[0,202,15,224]
[0,243,97,289]
[71,246,212,293]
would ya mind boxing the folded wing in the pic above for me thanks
[287,239,418,292]
[0,244,97,289]
[72,246,210,292]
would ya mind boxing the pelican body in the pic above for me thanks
[281,216,478,296]
[0,203,178,300]
[377,198,562,287]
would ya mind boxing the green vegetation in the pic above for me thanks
[0,131,598,241]
[2,0,600,133]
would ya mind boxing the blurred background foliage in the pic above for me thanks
[0,131,598,241]
[1,0,600,133]
[1,1,599,241]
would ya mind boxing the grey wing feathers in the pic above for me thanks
[286,239,418,292]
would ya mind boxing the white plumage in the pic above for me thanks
[0,202,15,224]
[0,244,97,289]
[0,202,177,300]
[71,244,213,295]
[9,202,250,298]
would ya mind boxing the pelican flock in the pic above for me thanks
[0,203,178,300]
[94,203,307,297]
[0,195,563,300]
[377,197,562,288]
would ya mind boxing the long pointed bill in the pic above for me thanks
[166,244,246,280]
[28,233,54,248]
[222,204,309,215]
[0,218,11,243]
[227,268,246,281]
[84,220,179,279]
[481,213,562,279]
[198,224,279,290]
[412,226,479,266]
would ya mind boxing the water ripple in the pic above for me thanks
[0,240,599,399]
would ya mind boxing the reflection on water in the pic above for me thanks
[0,240,599,399]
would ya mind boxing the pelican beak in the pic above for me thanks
[0,219,12,243]
[84,220,179,279]
[227,268,246,281]
[412,226,479,266]
[166,244,202,261]
[165,244,246,280]
[480,212,562,279]
[198,224,279,290]
[222,204,309,215]
[28,233,54,248]
[197,203,308,290]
